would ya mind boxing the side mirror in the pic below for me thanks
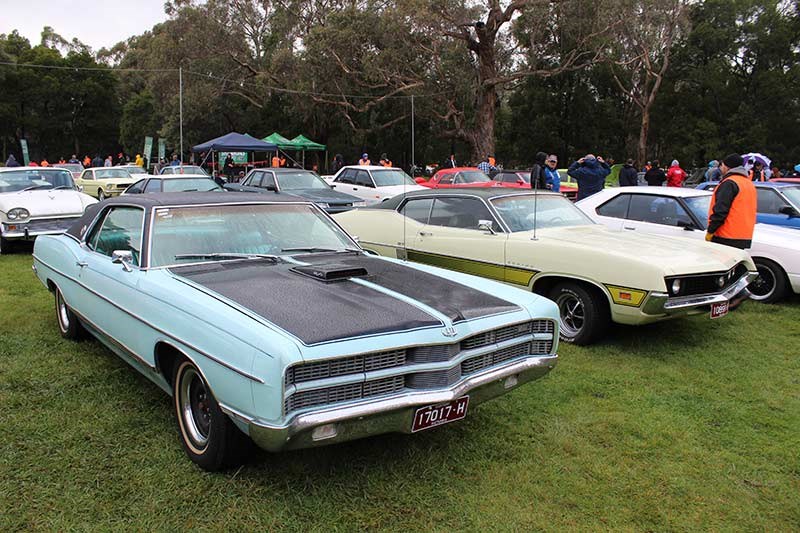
[78,185,84,192]
[677,220,695,231]
[477,219,496,234]
[779,205,799,218]
[111,250,134,272]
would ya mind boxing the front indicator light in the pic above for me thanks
[312,424,338,441]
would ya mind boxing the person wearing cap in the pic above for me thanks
[748,161,767,182]
[379,153,392,167]
[567,154,611,200]
[544,155,561,192]
[358,153,371,166]
[706,154,756,249]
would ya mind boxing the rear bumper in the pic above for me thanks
[225,353,557,452]
[640,271,757,316]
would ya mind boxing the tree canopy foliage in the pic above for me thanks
[1,0,798,169]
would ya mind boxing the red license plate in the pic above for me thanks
[411,396,469,433]
[710,301,729,319]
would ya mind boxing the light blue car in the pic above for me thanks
[32,192,559,471]
[696,181,800,229]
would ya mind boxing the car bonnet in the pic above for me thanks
[169,254,521,346]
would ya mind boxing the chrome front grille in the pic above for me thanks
[283,320,556,415]
[20,217,79,233]
[284,376,405,413]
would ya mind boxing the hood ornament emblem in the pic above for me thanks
[441,326,458,338]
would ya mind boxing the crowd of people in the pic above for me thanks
[2,151,189,172]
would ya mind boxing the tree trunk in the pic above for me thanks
[637,105,650,165]
[467,32,498,162]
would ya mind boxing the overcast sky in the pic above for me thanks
[0,0,168,51]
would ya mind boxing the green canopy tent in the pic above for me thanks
[290,134,327,169]
[261,132,301,167]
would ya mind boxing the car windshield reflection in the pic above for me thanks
[0,169,77,193]
[491,194,595,232]
[150,204,357,267]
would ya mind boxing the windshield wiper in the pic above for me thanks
[281,247,359,254]
[174,253,279,262]
[21,185,53,191]
[52,186,74,190]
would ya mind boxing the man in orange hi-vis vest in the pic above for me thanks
[707,153,757,250]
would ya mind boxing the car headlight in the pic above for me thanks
[353,201,367,207]
[671,279,681,295]
[7,208,30,221]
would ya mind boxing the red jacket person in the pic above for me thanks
[706,153,757,249]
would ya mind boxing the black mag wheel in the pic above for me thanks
[549,282,610,346]
[173,359,252,471]
[748,258,788,304]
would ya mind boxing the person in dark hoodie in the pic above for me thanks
[567,154,610,200]
[644,160,666,186]
[706,153,756,249]
[5,154,20,167]
[619,159,638,186]
[529,151,548,190]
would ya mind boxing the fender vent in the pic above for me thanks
[291,263,368,282]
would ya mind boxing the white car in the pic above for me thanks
[0,167,97,253]
[577,186,800,303]
[325,165,426,205]
[160,165,209,176]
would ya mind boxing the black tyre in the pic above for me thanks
[55,286,84,339]
[748,258,788,304]
[0,234,9,254]
[549,282,610,345]
[173,359,252,471]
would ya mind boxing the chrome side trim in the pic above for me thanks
[32,254,264,383]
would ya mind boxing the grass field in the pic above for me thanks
[1,247,799,531]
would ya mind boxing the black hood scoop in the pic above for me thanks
[291,263,368,282]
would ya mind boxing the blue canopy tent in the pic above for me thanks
[192,132,278,179]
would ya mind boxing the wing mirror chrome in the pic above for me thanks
[111,250,134,272]
[478,219,496,234]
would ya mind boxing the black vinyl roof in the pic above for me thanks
[377,188,560,210]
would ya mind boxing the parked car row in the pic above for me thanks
[7,160,800,473]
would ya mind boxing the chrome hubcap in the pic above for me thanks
[179,367,211,448]
[749,265,775,299]
[556,293,584,337]
[57,291,70,330]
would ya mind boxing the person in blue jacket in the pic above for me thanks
[567,154,611,200]
[544,154,561,192]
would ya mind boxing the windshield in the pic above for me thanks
[149,204,356,267]
[454,171,491,184]
[0,169,77,193]
[123,166,148,175]
[780,186,800,207]
[56,164,82,172]
[491,194,595,232]
[163,178,221,192]
[95,169,133,180]
[167,165,208,176]
[684,195,711,229]
[275,171,330,190]
[371,169,416,187]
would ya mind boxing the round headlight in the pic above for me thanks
[716,275,726,288]
[671,279,681,294]
[7,208,30,220]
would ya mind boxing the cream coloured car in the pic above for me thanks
[76,168,137,200]
[333,189,757,345]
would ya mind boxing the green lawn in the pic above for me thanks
[1,248,799,531]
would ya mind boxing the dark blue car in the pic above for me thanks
[696,181,800,230]
[225,168,366,213]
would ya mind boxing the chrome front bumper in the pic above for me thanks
[226,354,557,452]
[1,221,76,240]
[641,272,757,315]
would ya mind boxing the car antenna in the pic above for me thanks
[531,167,539,241]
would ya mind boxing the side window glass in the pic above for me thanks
[400,198,434,224]
[596,195,630,219]
[248,173,263,187]
[757,188,788,214]
[429,197,494,230]
[82,171,94,181]
[337,170,354,184]
[438,174,453,185]
[628,195,690,226]
[90,207,144,265]
[144,179,162,193]
[261,172,276,189]
[500,173,515,183]
[126,179,145,194]
[355,171,373,188]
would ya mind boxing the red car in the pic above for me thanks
[418,167,506,188]
[492,169,579,200]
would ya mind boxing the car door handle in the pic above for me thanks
[76,261,88,268]
[352,187,358,191]
[623,226,636,230]
[419,231,432,236]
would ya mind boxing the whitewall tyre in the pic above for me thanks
[55,286,83,340]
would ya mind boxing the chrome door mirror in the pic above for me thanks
[111,250,133,272]
[477,219,496,234]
